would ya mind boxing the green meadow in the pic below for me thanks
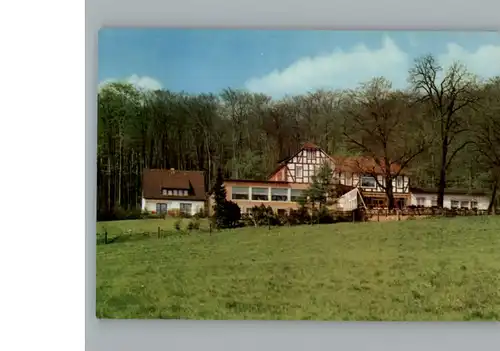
[96,216,500,321]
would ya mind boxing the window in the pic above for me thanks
[156,203,168,214]
[307,150,314,161]
[361,176,377,188]
[291,189,304,202]
[251,187,269,201]
[167,189,173,195]
[232,186,249,200]
[416,197,425,206]
[460,201,469,209]
[471,201,478,209]
[173,189,178,196]
[183,190,188,196]
[451,200,459,209]
[396,177,403,188]
[271,188,288,201]
[431,199,438,207]
[162,188,168,195]
[296,166,303,178]
[180,203,192,215]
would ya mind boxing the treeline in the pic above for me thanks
[97,54,500,216]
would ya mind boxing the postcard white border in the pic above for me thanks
[86,0,500,350]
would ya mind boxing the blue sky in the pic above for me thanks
[98,29,500,98]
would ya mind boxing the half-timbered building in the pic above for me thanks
[268,143,411,209]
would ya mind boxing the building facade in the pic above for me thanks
[141,169,206,216]
[268,143,411,209]
[409,187,490,210]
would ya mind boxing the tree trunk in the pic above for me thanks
[488,177,499,215]
[385,177,395,210]
[437,140,448,208]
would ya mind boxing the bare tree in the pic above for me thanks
[342,77,427,209]
[472,77,500,213]
[408,54,480,207]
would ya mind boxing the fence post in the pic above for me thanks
[158,226,160,239]
[398,210,401,221]
[209,223,212,235]
[104,230,108,245]
[377,209,380,222]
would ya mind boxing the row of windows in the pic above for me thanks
[416,197,478,209]
[161,188,189,196]
[155,202,192,214]
[360,176,404,188]
[232,187,304,202]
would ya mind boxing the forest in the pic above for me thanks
[97,54,500,217]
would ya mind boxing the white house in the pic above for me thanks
[141,169,206,216]
[409,187,490,210]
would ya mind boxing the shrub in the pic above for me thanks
[317,207,335,224]
[287,206,311,225]
[187,218,201,231]
[174,219,182,231]
[97,206,143,221]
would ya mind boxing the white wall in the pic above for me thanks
[141,198,205,216]
[410,192,490,210]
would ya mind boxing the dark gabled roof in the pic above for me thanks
[409,186,489,197]
[330,155,404,175]
[142,169,206,201]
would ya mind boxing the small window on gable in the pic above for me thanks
[183,190,188,196]
[162,188,167,195]
[307,150,314,161]
[173,189,178,196]
[167,189,173,195]
[296,166,303,178]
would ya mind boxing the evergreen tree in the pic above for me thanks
[211,167,241,228]
[305,161,337,210]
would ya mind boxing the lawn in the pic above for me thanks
[96,216,500,321]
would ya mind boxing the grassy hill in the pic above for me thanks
[96,216,500,321]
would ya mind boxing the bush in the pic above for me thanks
[187,218,201,231]
[246,205,283,227]
[317,207,335,224]
[174,219,182,231]
[212,199,242,229]
[287,207,311,225]
[97,206,143,221]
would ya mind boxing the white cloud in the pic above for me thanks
[244,36,500,98]
[244,36,410,97]
[99,74,162,91]
[438,43,500,79]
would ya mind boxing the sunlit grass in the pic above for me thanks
[96,216,500,320]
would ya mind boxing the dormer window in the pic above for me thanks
[162,188,189,196]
